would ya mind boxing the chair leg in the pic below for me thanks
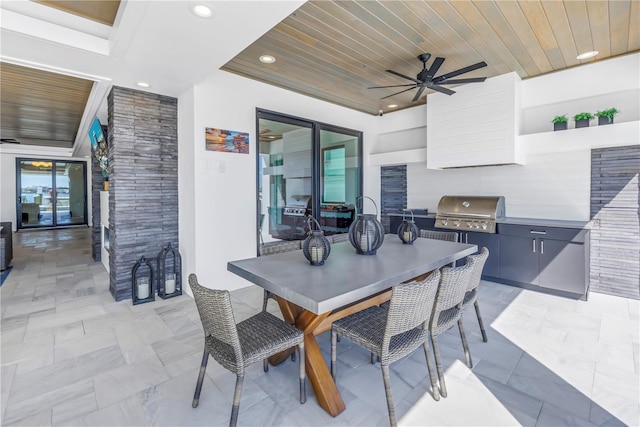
[458,319,473,369]
[298,342,306,404]
[262,290,269,312]
[381,364,397,427]
[229,374,244,427]
[192,350,209,408]
[263,359,269,373]
[330,330,337,379]
[422,340,440,401]
[474,301,488,342]
[431,335,447,398]
[370,352,375,364]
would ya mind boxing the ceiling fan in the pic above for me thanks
[368,53,488,102]
[259,129,282,142]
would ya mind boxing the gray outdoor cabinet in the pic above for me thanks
[460,231,500,278]
[498,224,590,298]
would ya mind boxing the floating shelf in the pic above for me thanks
[369,148,427,166]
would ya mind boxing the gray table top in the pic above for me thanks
[228,236,477,314]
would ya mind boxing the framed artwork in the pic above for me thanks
[205,127,249,154]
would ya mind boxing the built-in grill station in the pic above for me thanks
[283,195,312,217]
[435,196,505,234]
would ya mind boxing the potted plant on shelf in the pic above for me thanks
[594,108,619,125]
[573,112,594,128]
[551,114,568,131]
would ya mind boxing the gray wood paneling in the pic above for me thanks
[590,145,640,300]
[381,165,407,233]
[91,155,104,262]
[107,87,178,301]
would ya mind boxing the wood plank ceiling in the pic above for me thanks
[222,0,640,115]
[0,63,94,148]
[0,1,120,149]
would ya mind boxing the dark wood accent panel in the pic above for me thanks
[107,87,178,301]
[590,145,640,300]
[380,165,407,233]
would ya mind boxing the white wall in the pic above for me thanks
[391,54,639,221]
[0,145,88,231]
[179,70,379,291]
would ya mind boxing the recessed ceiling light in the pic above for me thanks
[259,55,276,64]
[191,4,214,18]
[576,50,598,60]
[136,82,151,88]
[387,104,398,108]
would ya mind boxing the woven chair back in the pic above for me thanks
[259,240,301,256]
[188,274,242,355]
[432,262,474,320]
[385,269,441,338]
[419,229,459,242]
[465,247,489,293]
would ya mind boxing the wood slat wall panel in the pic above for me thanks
[609,0,632,56]
[517,0,567,70]
[564,1,596,55]
[586,1,612,58]
[628,0,640,51]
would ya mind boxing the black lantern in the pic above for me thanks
[132,256,154,305]
[397,209,419,244]
[157,243,182,299]
[348,196,385,255]
[302,216,331,266]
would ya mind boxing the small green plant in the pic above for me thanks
[551,115,568,124]
[594,107,619,123]
[573,112,595,121]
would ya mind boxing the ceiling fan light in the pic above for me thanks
[576,50,598,60]
[260,55,276,64]
[387,104,398,108]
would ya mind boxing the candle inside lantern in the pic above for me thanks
[403,231,411,242]
[137,277,150,299]
[311,246,324,263]
[165,273,176,294]
[360,226,376,251]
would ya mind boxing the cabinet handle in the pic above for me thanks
[465,233,468,244]
[530,230,546,235]
[541,240,544,254]
[532,239,536,253]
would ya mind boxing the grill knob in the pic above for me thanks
[481,223,488,230]
[474,223,480,228]
[453,220,460,227]
[441,219,448,226]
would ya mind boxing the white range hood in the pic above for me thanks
[426,72,525,169]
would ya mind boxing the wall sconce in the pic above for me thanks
[348,196,385,255]
[132,256,154,305]
[302,216,331,266]
[397,209,418,244]
[157,243,182,299]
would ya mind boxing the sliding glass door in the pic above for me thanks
[17,159,87,229]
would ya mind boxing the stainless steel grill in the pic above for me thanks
[435,196,505,233]
[283,195,312,217]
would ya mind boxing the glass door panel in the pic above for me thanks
[319,127,362,236]
[18,160,53,227]
[56,162,86,225]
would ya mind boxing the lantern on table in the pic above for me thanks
[157,242,182,299]
[132,256,154,305]
[348,196,385,255]
[302,216,331,266]
[397,209,419,244]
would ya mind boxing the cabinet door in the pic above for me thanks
[465,232,500,278]
[499,235,538,285]
[538,239,586,295]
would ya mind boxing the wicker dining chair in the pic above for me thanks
[461,247,490,342]
[330,270,442,427]
[331,233,350,244]
[419,229,459,242]
[429,262,474,398]
[188,274,306,427]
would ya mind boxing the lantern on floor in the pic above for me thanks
[397,209,418,244]
[302,216,331,266]
[348,196,385,255]
[157,242,182,299]
[132,256,154,305]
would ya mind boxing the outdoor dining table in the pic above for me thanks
[227,235,477,416]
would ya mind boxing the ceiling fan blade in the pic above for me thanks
[440,77,487,84]
[411,86,426,102]
[430,85,456,96]
[425,57,445,81]
[380,86,417,100]
[386,69,421,84]
[368,84,416,89]
[432,61,487,84]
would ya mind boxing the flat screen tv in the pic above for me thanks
[88,117,109,179]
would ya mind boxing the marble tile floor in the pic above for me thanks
[1,228,639,426]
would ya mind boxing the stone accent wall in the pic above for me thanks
[107,87,178,301]
[590,145,640,300]
[380,165,407,233]
[91,155,104,262]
